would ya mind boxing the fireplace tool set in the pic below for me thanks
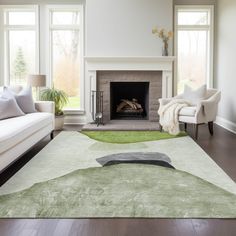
[91,90,104,126]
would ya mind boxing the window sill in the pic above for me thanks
[63,109,85,115]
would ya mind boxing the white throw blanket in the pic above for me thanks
[158,99,191,135]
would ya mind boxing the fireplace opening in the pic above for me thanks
[110,82,149,120]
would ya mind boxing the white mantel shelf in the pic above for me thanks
[84,56,176,62]
[84,56,176,71]
[84,56,176,122]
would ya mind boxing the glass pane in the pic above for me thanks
[9,31,36,86]
[52,30,80,109]
[178,11,209,25]
[177,30,208,94]
[52,11,80,25]
[8,11,36,25]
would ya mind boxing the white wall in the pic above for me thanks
[86,0,173,57]
[0,0,173,86]
[215,0,236,132]
[0,0,173,57]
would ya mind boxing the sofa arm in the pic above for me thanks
[35,101,55,114]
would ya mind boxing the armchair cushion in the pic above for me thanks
[179,106,197,117]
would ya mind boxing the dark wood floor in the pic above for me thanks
[0,124,236,236]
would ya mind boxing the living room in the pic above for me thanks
[0,0,236,235]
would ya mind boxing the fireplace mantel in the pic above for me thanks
[84,56,175,61]
[84,56,175,71]
[84,56,176,122]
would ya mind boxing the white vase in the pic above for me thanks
[54,115,65,131]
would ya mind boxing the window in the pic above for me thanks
[1,5,39,86]
[47,6,83,110]
[175,6,214,94]
[0,5,84,112]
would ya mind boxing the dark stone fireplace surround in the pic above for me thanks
[97,71,162,123]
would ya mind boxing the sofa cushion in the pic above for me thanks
[0,85,22,94]
[4,86,36,114]
[179,106,197,117]
[0,113,54,154]
[0,91,25,120]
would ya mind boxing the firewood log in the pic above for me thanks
[121,99,137,110]
[116,99,143,113]
[116,101,128,112]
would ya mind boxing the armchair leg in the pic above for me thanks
[159,124,163,132]
[208,122,214,136]
[194,124,199,140]
[184,123,187,132]
[50,131,54,140]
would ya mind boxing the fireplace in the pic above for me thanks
[85,57,175,123]
[110,82,149,120]
[96,71,162,123]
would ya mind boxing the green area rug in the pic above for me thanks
[81,131,186,143]
[1,131,236,218]
[1,164,236,218]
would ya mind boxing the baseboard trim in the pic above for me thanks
[64,115,87,125]
[215,116,236,134]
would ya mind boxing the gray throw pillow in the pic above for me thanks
[4,86,36,114]
[0,96,25,120]
[182,84,207,105]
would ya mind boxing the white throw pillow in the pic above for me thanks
[183,84,207,105]
[4,86,36,114]
[0,94,25,120]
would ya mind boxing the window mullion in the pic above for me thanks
[50,25,80,31]
[35,5,39,74]
[177,25,210,31]
[0,10,4,84]
[4,26,37,31]
[5,30,10,85]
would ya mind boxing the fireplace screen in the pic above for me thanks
[110,82,149,120]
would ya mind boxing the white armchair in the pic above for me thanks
[159,89,221,139]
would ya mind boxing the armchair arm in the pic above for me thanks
[201,91,221,107]
[159,98,173,106]
[159,94,183,106]
[35,101,55,114]
[196,91,221,122]
[197,91,221,111]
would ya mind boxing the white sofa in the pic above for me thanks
[0,88,54,172]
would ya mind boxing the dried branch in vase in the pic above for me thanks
[152,27,173,56]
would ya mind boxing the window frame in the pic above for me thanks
[0,5,39,85]
[174,5,214,95]
[46,5,84,112]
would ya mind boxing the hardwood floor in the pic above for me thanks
[0,124,236,236]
